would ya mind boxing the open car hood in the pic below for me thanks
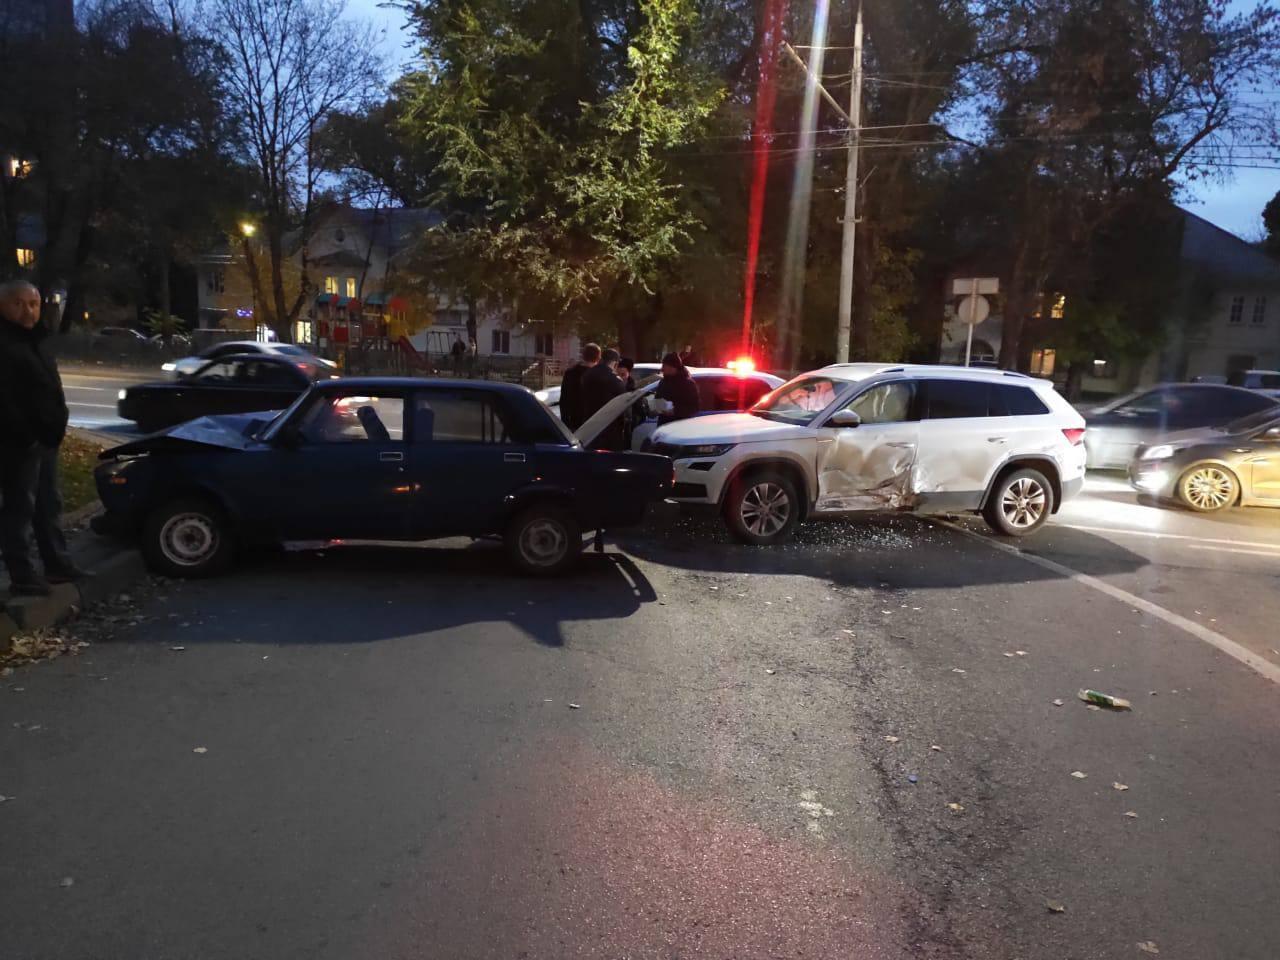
[101,412,275,458]
[574,387,646,448]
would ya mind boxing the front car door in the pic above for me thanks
[911,378,1008,511]
[274,389,415,540]
[408,388,539,537]
[1245,424,1280,503]
[813,379,920,511]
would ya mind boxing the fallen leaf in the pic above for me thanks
[1137,941,1159,955]
[192,746,208,754]
[884,735,900,744]
[765,669,776,675]
[1045,899,1066,914]
[946,802,964,812]
[1124,811,1139,819]
[841,629,855,635]
[930,744,942,752]
[952,667,966,675]
[1052,699,1065,706]
[568,703,581,710]
[1003,652,1014,658]
[1015,650,1028,656]
[1071,771,1088,779]
[1113,782,1129,791]
[1087,704,1101,711]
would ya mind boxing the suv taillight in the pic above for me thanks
[1062,427,1086,446]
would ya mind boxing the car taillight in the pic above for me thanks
[1062,427,1086,446]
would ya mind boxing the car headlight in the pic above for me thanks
[118,389,128,400]
[161,361,176,372]
[672,443,736,458]
[1140,444,1174,460]
[534,389,550,403]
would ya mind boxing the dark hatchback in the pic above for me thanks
[94,378,671,576]
[118,353,327,433]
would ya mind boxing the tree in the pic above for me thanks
[209,0,383,340]
[1263,189,1280,257]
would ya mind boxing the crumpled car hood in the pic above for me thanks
[100,412,275,458]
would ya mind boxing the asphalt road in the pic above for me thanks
[61,363,157,435]
[3,478,1280,958]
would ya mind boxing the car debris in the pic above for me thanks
[1045,899,1066,913]
[1078,689,1132,710]
[1113,782,1130,791]
[1137,941,1160,954]
[1071,771,1088,779]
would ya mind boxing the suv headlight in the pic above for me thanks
[673,443,736,458]
[1140,444,1174,460]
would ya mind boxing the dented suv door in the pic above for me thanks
[814,380,920,511]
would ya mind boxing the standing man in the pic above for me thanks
[580,348,626,450]
[653,352,700,425]
[0,280,83,595]
[558,342,600,430]
[450,335,466,376]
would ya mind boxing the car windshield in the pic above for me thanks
[271,344,310,357]
[748,374,845,423]
[1222,407,1280,434]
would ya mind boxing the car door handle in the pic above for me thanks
[885,442,914,448]
[504,452,527,463]
[987,436,1007,443]
[379,451,404,462]
[1233,448,1254,454]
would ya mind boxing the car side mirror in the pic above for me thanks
[828,410,861,428]
[1265,426,1280,440]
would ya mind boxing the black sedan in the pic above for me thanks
[118,354,327,432]
[94,378,672,576]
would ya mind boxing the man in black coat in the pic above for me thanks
[654,351,700,425]
[580,348,626,450]
[558,341,601,430]
[0,280,81,595]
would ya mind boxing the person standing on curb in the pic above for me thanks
[559,342,601,430]
[581,347,626,450]
[0,279,86,596]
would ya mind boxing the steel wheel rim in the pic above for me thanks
[519,518,568,567]
[1000,477,1047,529]
[1184,467,1233,510]
[159,513,218,567]
[740,482,791,537]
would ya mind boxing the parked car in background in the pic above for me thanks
[535,362,662,414]
[94,326,150,343]
[1226,369,1280,398]
[651,363,1087,543]
[94,378,672,577]
[1129,408,1280,511]
[118,354,325,432]
[538,366,785,449]
[162,340,336,378]
[1082,383,1279,469]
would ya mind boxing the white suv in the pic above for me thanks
[648,363,1087,543]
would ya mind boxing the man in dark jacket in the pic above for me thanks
[580,348,626,450]
[654,351,700,425]
[0,280,81,595]
[558,342,600,430]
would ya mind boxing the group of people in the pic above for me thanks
[0,280,86,596]
[558,343,700,450]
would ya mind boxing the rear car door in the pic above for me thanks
[1246,426,1280,502]
[814,380,920,511]
[274,390,415,540]
[408,388,538,536]
[912,379,1006,509]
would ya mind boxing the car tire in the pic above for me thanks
[983,467,1054,537]
[1176,463,1239,512]
[505,504,582,576]
[141,497,235,578]
[724,471,800,545]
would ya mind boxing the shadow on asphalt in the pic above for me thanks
[187,539,658,648]
[616,509,1152,589]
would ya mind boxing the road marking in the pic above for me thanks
[935,520,1280,686]
[1057,523,1280,553]
[1187,544,1280,559]
[63,384,115,392]
[68,402,117,410]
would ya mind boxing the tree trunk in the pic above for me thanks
[159,250,172,333]
[241,237,265,334]
[267,224,291,342]
[465,293,478,346]
[1064,361,1086,401]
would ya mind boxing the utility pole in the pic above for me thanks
[835,2,864,363]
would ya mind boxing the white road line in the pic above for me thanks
[68,402,117,410]
[1057,523,1280,553]
[935,520,1280,686]
[63,385,114,392]
[1187,544,1280,559]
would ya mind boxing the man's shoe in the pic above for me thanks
[45,566,92,585]
[9,578,53,597]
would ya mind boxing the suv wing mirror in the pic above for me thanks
[828,409,861,428]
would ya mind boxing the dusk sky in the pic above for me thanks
[347,0,1279,239]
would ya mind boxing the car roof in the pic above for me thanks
[197,352,304,366]
[814,362,1039,384]
[311,376,536,396]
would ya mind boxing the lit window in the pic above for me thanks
[324,276,338,295]
[345,277,357,299]
[1091,358,1117,379]
[1229,295,1244,324]
[1252,296,1266,325]
[1050,294,1066,320]
[491,329,510,354]
[16,248,35,267]
[6,156,32,178]
[1029,348,1056,377]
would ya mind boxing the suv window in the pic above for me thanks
[843,381,915,424]
[415,391,518,444]
[992,383,1050,417]
[297,394,405,443]
[697,375,775,412]
[1197,386,1275,420]
[751,375,842,424]
[923,379,990,419]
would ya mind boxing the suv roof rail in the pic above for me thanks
[1001,370,1032,379]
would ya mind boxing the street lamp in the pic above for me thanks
[239,221,257,238]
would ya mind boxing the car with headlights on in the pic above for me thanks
[650,363,1087,543]
[94,378,672,577]
[162,340,336,378]
[1128,408,1280,511]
